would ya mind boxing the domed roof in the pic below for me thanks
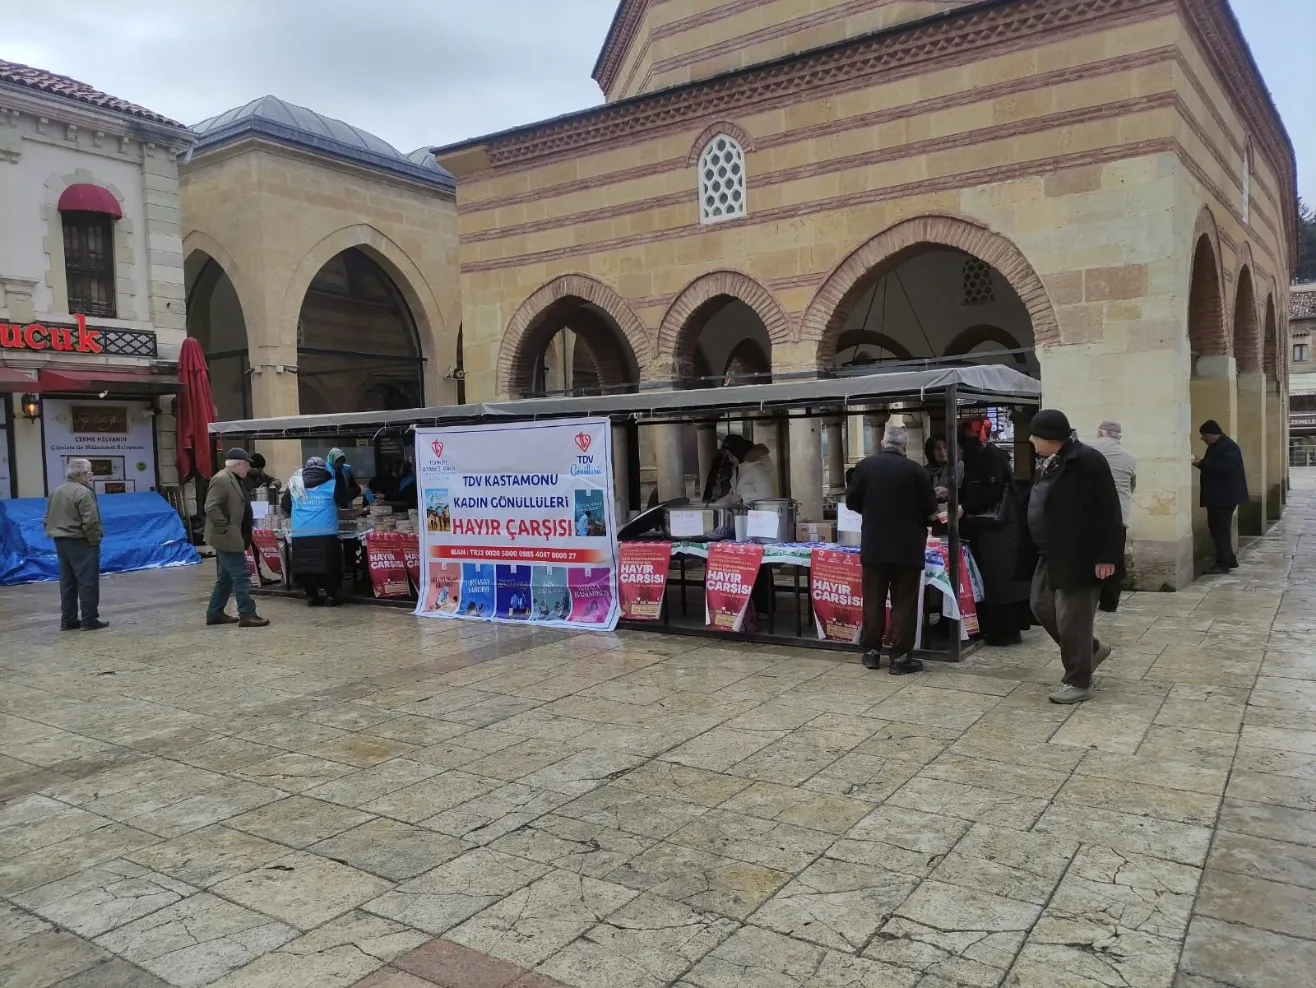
[190,96,453,192]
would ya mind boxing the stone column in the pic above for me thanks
[846,413,866,467]
[824,418,845,489]
[248,358,302,485]
[650,423,686,502]
[1265,379,1286,519]
[696,422,719,494]
[1190,356,1239,566]
[611,423,631,521]
[1235,372,1267,534]
[899,413,926,462]
[753,417,782,462]
[788,417,824,521]
[1012,407,1035,480]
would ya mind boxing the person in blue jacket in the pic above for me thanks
[280,456,354,606]
[367,458,417,510]
[327,448,362,505]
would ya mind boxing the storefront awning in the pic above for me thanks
[0,366,39,390]
[35,368,177,394]
[57,183,123,218]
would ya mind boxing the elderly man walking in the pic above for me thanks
[44,458,106,631]
[846,426,939,675]
[1025,410,1124,704]
[1089,421,1137,612]
[204,448,270,628]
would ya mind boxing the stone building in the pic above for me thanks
[0,60,192,500]
[1289,282,1316,465]
[180,97,461,484]
[436,0,1296,589]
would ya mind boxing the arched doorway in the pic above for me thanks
[184,251,250,421]
[1263,294,1284,520]
[1232,266,1265,534]
[673,297,774,389]
[296,247,424,414]
[510,299,640,398]
[1186,227,1230,568]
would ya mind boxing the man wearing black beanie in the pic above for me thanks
[1024,410,1124,704]
[1192,419,1248,573]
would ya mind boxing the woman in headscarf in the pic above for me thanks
[280,456,354,606]
[956,418,1031,645]
[326,448,362,505]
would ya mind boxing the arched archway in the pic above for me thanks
[295,247,425,414]
[723,338,771,385]
[803,215,1058,369]
[1263,293,1284,521]
[945,324,1031,368]
[1186,226,1232,567]
[500,275,647,398]
[185,248,251,421]
[1232,264,1264,533]
[657,271,790,386]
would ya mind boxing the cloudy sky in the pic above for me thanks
[3,0,1311,202]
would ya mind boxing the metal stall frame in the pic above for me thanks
[210,364,1042,661]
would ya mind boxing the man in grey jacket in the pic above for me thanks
[44,458,107,630]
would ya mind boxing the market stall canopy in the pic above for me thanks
[211,364,1041,441]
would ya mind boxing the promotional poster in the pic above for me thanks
[810,549,864,643]
[618,542,672,621]
[704,542,765,632]
[414,419,620,630]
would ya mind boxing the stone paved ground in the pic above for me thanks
[3,484,1316,988]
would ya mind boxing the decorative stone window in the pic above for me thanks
[962,257,996,306]
[698,134,747,225]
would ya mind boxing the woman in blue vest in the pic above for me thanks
[280,456,353,606]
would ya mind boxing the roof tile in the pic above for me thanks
[0,58,184,128]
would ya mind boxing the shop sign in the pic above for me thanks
[0,315,104,354]
[704,541,764,632]
[1290,413,1316,430]
[618,541,671,621]
[42,398,156,495]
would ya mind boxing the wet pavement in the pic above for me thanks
[2,480,1315,988]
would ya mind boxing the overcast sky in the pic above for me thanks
[3,0,1311,203]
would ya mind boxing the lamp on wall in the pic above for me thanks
[20,393,42,422]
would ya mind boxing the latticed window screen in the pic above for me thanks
[62,212,117,318]
[698,135,747,224]
[962,257,996,306]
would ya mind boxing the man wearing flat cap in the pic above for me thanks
[1024,410,1123,703]
[203,448,270,628]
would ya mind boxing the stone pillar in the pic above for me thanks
[1012,407,1035,480]
[1235,372,1267,534]
[1265,379,1285,520]
[788,417,824,521]
[696,422,719,495]
[651,423,686,502]
[824,418,845,490]
[1190,356,1239,567]
[846,413,866,467]
[249,359,302,485]
[753,417,782,462]
[899,413,926,462]
[611,423,631,521]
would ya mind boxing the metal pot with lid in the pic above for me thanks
[747,498,798,543]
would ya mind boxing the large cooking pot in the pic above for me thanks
[748,498,798,543]
[662,505,736,540]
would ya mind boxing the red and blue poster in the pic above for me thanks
[705,542,765,632]
[618,542,671,621]
[810,549,863,643]
[496,565,534,620]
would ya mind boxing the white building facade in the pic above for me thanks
[0,60,191,499]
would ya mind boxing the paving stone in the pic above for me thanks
[211,851,392,930]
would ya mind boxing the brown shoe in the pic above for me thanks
[238,615,270,628]
[206,614,240,626]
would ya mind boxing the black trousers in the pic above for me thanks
[55,537,100,628]
[862,562,922,658]
[1099,526,1127,613]
[1207,506,1238,568]
[1030,559,1100,689]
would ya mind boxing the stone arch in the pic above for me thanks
[687,121,756,165]
[1263,292,1280,382]
[499,274,652,398]
[801,215,1059,367]
[657,270,791,379]
[280,224,444,377]
[835,330,914,365]
[1231,248,1261,373]
[42,169,137,320]
[945,324,1029,365]
[1188,206,1227,358]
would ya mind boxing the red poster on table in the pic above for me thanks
[366,532,410,599]
[810,549,864,643]
[400,533,421,590]
[250,529,283,579]
[705,542,764,632]
[244,548,258,578]
[618,542,671,621]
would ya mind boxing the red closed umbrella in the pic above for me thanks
[176,337,216,481]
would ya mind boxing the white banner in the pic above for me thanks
[414,418,620,630]
[42,398,156,495]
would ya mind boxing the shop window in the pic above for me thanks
[1295,342,1310,363]
[698,134,747,225]
[962,257,996,306]
[62,211,117,318]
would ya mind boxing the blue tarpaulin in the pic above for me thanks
[0,492,201,586]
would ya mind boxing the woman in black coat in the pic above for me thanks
[958,426,1032,646]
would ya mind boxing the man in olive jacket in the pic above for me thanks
[1023,410,1123,705]
[204,448,269,628]
[44,457,106,630]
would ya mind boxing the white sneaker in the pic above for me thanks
[1049,684,1092,704]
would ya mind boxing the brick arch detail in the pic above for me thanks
[1262,291,1280,383]
[687,122,756,166]
[1188,205,1228,358]
[800,215,1059,367]
[656,270,792,380]
[945,324,1029,366]
[499,274,653,398]
[1231,243,1261,374]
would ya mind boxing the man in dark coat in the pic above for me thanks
[846,426,939,675]
[1023,410,1123,704]
[1192,419,1248,573]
